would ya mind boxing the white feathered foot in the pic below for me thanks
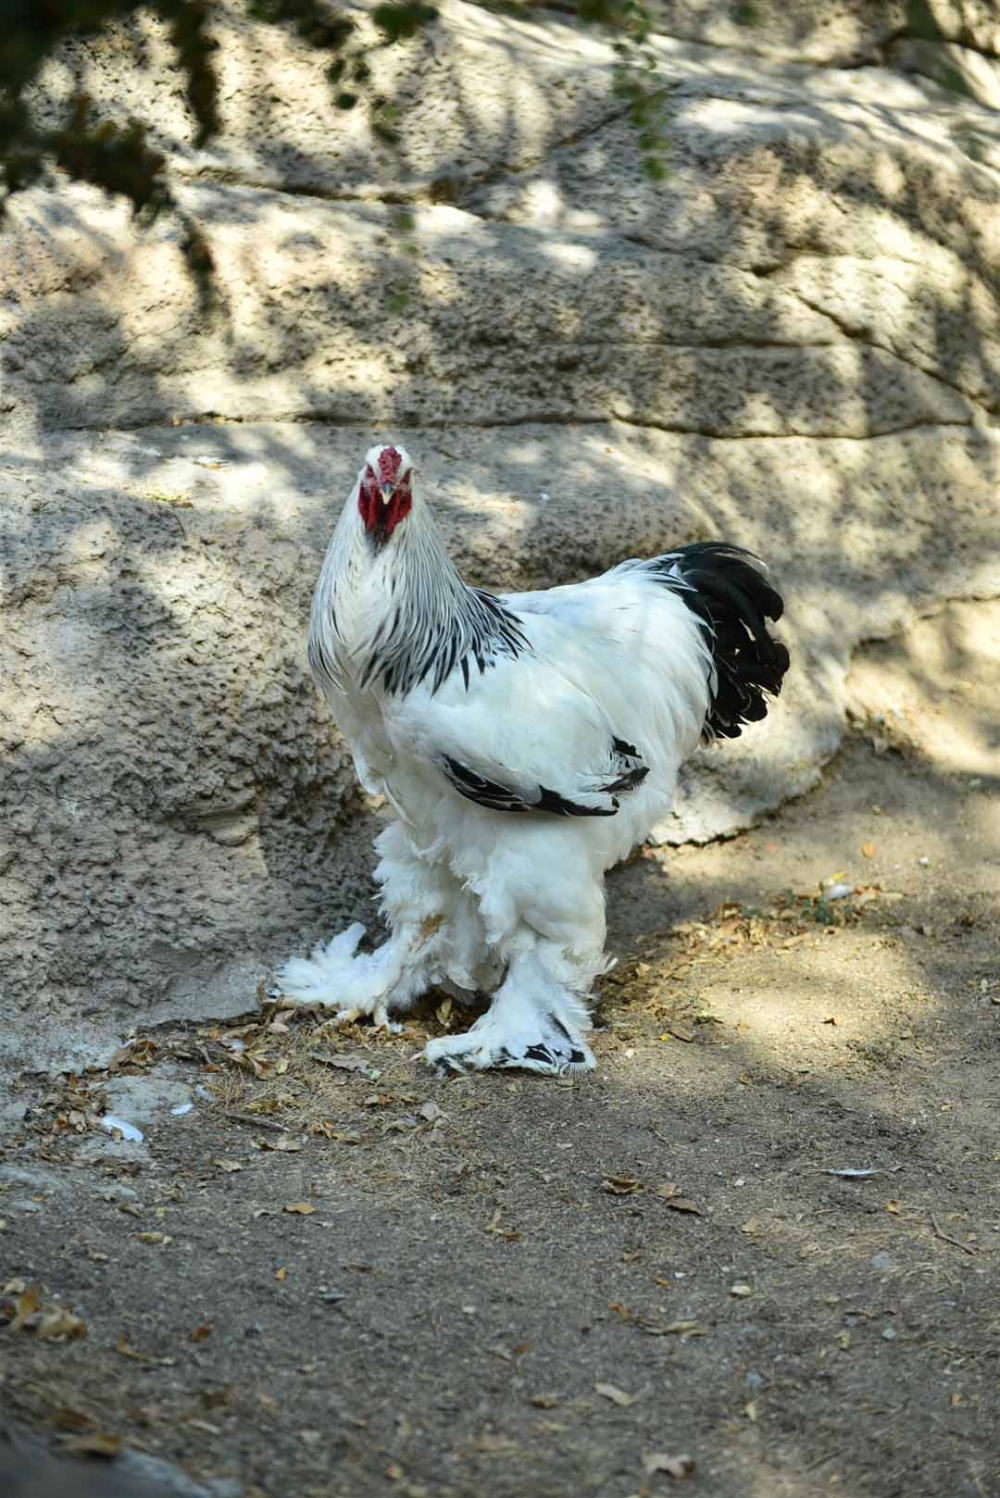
[422,951,596,1077]
[277,920,438,1030]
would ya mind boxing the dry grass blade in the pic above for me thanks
[595,1382,638,1407]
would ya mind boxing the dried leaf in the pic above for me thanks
[135,1232,171,1246]
[654,1184,702,1216]
[36,1307,87,1342]
[52,1407,93,1433]
[886,1200,901,1215]
[639,1319,706,1338]
[861,842,876,858]
[284,1202,316,1215]
[275,1267,289,1282]
[643,1452,696,1479]
[190,1322,213,1342]
[261,1135,303,1153]
[8,1283,40,1331]
[60,1432,121,1458]
[595,1382,637,1407]
[602,1174,643,1196]
[311,1053,382,1081]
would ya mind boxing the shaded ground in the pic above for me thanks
[2,736,999,1498]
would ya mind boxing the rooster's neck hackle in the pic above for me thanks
[309,472,526,700]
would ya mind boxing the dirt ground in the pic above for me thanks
[2,732,999,1498]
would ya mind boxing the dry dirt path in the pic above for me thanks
[2,738,999,1498]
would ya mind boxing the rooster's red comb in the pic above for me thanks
[375,446,404,487]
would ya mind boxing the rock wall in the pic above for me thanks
[2,0,999,1069]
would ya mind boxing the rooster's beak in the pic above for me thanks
[380,485,394,506]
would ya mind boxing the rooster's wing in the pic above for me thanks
[382,617,649,818]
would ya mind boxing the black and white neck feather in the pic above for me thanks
[308,445,527,702]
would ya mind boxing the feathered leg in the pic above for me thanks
[422,944,598,1075]
[278,820,487,1027]
[422,834,607,1075]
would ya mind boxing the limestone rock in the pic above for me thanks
[889,36,1000,108]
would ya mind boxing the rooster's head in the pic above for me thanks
[357,443,413,548]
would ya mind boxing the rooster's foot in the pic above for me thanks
[277,923,406,1030]
[422,1012,595,1078]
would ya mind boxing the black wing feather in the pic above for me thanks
[653,543,790,740]
[441,732,648,819]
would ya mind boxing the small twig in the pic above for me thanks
[223,1112,290,1133]
[930,1212,978,1255]
[804,1448,846,1474]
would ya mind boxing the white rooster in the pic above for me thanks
[279,444,789,1075]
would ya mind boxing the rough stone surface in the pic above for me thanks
[2,0,999,1061]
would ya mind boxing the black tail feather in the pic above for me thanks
[657,543,790,740]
